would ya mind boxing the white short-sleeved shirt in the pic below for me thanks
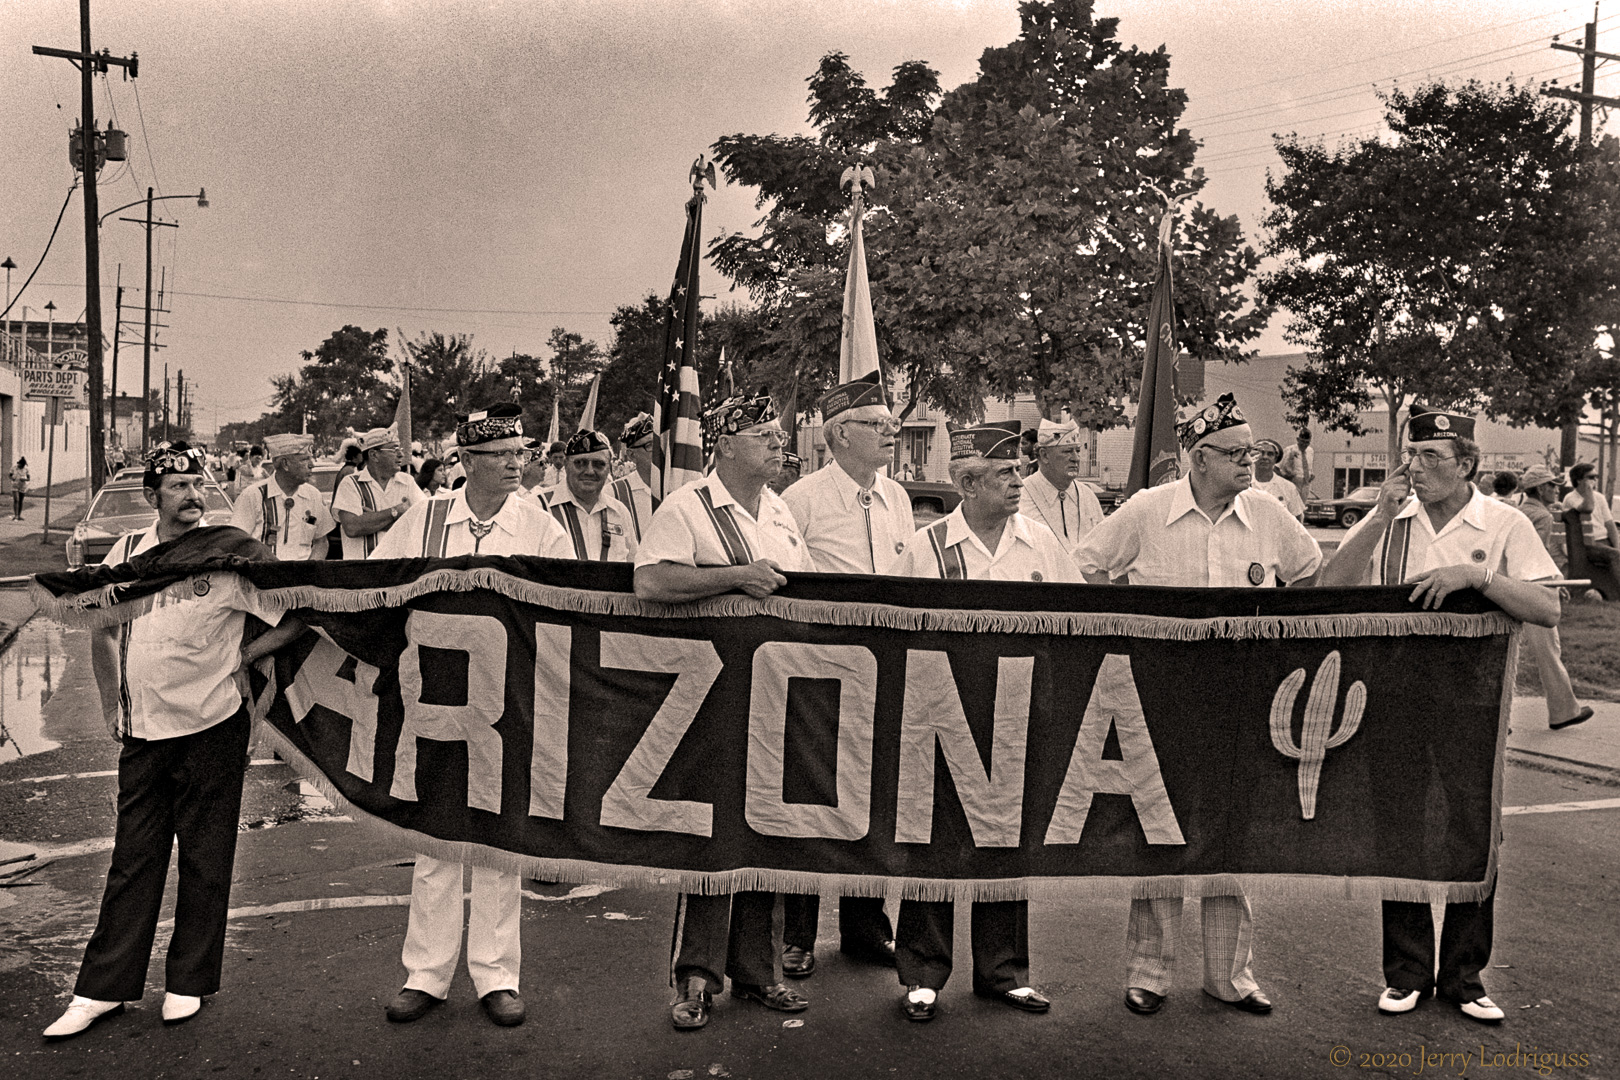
[331,469,427,559]
[892,508,1081,583]
[1020,470,1105,554]
[102,524,282,741]
[610,471,655,544]
[1342,488,1560,584]
[541,483,639,563]
[636,473,811,572]
[1073,476,1322,587]
[369,488,572,560]
[1562,488,1616,545]
[1251,474,1307,520]
[780,459,916,575]
[228,475,335,561]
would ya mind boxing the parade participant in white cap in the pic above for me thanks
[543,429,638,562]
[886,420,1070,1023]
[635,393,812,1031]
[331,427,425,559]
[370,404,570,1031]
[228,433,335,561]
[44,443,306,1039]
[1251,438,1306,521]
[1021,417,1104,558]
[1515,464,1594,731]
[613,412,659,542]
[1317,405,1558,1025]
[1074,393,1319,1019]
[774,372,913,979]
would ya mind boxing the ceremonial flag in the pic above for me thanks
[1126,207,1183,496]
[546,396,560,447]
[577,373,601,432]
[720,347,734,396]
[651,159,713,501]
[392,360,412,456]
[838,164,881,385]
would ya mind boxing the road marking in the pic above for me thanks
[1502,797,1620,816]
[146,883,620,927]
[5,760,288,785]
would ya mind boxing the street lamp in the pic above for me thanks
[100,187,208,453]
[2,257,14,359]
[44,300,56,359]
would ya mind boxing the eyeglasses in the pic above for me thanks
[844,418,902,436]
[462,448,530,463]
[1401,448,1458,469]
[1201,443,1261,463]
[730,430,790,448]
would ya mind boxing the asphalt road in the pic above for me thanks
[1,625,1615,1080]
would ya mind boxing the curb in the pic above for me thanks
[1506,746,1620,786]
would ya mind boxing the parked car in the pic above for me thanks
[1320,485,1383,528]
[66,477,235,568]
[309,462,343,498]
[900,479,961,525]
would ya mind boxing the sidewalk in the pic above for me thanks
[1507,696,1620,781]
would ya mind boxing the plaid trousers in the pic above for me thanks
[1125,893,1258,1000]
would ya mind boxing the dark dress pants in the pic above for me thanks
[75,706,251,1001]
[895,898,1028,994]
[671,890,782,994]
[782,894,894,952]
[1381,885,1495,1003]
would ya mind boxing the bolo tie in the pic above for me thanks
[468,517,496,553]
[282,496,296,544]
[1056,489,1068,537]
[858,488,876,571]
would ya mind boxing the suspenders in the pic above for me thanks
[417,498,454,558]
[925,519,968,580]
[351,475,380,557]
[550,500,614,562]
[258,483,280,554]
[612,477,641,542]
[1377,514,1413,586]
[695,486,756,567]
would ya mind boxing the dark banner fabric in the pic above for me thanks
[34,553,1518,904]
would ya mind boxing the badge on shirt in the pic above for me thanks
[1030,570,1043,582]
[1247,562,1265,586]
[895,540,906,554]
[193,576,212,597]
[1471,549,1487,563]
[605,523,623,536]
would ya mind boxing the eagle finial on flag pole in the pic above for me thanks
[838,162,882,385]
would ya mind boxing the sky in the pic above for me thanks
[1,0,1613,434]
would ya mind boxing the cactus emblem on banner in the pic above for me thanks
[1269,651,1365,820]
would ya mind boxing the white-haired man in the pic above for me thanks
[887,420,1074,1023]
[777,371,913,978]
[1318,404,1559,1025]
[1020,417,1104,559]
[634,393,812,1031]
[331,427,425,558]
[1074,393,1321,1019]
[371,403,572,1030]
[228,432,334,560]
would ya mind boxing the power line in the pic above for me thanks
[130,78,163,199]
[0,185,79,322]
[32,280,614,317]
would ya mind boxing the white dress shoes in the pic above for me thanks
[161,993,202,1024]
[1377,987,1421,1014]
[1458,996,1505,1023]
[43,997,124,1039]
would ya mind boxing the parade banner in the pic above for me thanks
[34,531,1518,903]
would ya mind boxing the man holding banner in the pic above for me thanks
[543,429,638,563]
[887,419,1072,1022]
[776,372,914,979]
[1317,405,1559,1025]
[370,403,571,1029]
[634,393,812,1030]
[1073,393,1320,1018]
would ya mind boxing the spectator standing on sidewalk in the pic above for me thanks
[1517,464,1594,731]
[9,457,28,520]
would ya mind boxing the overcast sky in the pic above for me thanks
[1,0,1611,432]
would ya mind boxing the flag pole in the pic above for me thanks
[1124,191,1190,497]
[837,163,881,386]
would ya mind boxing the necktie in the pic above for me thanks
[858,489,876,572]
[1056,490,1068,537]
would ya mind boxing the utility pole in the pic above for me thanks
[109,267,122,447]
[1546,4,1620,468]
[162,362,169,443]
[32,1,137,492]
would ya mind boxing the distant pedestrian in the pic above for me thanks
[1490,471,1521,506]
[417,458,446,496]
[1517,465,1594,731]
[9,456,28,520]
[1562,463,1619,571]
[1277,428,1315,503]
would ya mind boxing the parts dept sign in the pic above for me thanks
[21,349,88,402]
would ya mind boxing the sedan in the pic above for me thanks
[66,479,235,568]
[1321,485,1383,529]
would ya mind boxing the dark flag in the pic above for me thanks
[1126,209,1183,496]
[650,157,714,501]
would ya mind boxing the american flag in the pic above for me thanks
[650,160,712,501]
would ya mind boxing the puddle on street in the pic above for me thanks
[0,618,68,762]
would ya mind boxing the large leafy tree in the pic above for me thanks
[1262,80,1620,462]
[398,330,507,442]
[710,0,1269,425]
[268,325,394,444]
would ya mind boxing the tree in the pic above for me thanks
[398,330,506,443]
[544,327,606,435]
[1261,80,1620,461]
[268,326,394,445]
[710,0,1270,425]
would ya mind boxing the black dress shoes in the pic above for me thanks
[1125,987,1164,1014]
[1551,706,1595,730]
[783,945,816,978]
[385,988,442,1023]
[901,986,936,1022]
[1217,989,1273,1014]
[732,982,810,1013]
[480,990,525,1026]
[671,977,712,1030]
[976,987,1051,1013]
[841,939,898,967]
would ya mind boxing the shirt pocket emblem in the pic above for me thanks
[1471,549,1487,563]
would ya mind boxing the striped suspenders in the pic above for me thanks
[612,477,641,542]
[258,483,280,555]
[695,486,756,567]
[416,498,454,557]
[1377,514,1413,585]
[924,519,967,579]
[550,500,613,561]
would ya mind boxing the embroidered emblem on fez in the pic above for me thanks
[1203,406,1218,422]
[1031,570,1043,581]
[193,577,212,597]
[1247,562,1265,586]
[1435,415,1451,431]
[1193,417,1206,435]
[1471,549,1486,563]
